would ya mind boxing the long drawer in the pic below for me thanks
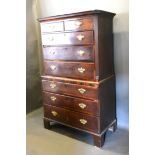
[42,46,94,61]
[43,91,99,116]
[44,61,95,80]
[44,104,99,133]
[42,80,98,100]
[41,31,93,45]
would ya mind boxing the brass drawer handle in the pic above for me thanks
[50,65,56,71]
[48,36,54,41]
[79,103,86,109]
[50,51,55,55]
[50,83,56,89]
[51,111,58,116]
[76,34,84,41]
[79,119,87,125]
[78,67,85,73]
[78,88,86,94]
[77,50,85,56]
[49,25,55,29]
[51,96,56,101]
[75,21,82,28]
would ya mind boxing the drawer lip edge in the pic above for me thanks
[42,89,97,101]
[42,90,98,102]
[44,60,95,64]
[42,79,98,89]
[41,76,99,85]
[41,29,93,34]
[41,74,115,84]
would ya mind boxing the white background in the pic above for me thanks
[0,0,155,155]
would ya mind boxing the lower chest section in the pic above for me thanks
[42,77,100,133]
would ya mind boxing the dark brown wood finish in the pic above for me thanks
[68,109,99,133]
[44,104,100,133]
[42,46,94,61]
[93,133,106,147]
[41,75,98,86]
[44,61,95,80]
[44,118,51,129]
[42,80,98,100]
[94,14,115,80]
[44,104,69,124]
[42,91,99,116]
[99,75,116,132]
[64,18,93,31]
[41,31,94,46]
[38,10,116,148]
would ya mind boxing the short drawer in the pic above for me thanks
[42,46,94,61]
[44,104,68,124]
[69,110,99,133]
[40,21,64,32]
[41,31,93,45]
[64,18,93,31]
[44,105,99,133]
[42,91,99,116]
[42,80,98,100]
[44,61,95,80]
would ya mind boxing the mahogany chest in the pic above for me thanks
[38,10,116,147]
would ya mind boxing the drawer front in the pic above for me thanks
[42,46,94,61]
[42,80,98,100]
[43,91,99,116]
[41,31,93,45]
[41,21,64,32]
[44,61,95,80]
[44,105,99,133]
[64,18,93,31]
[44,104,68,123]
[69,110,99,133]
